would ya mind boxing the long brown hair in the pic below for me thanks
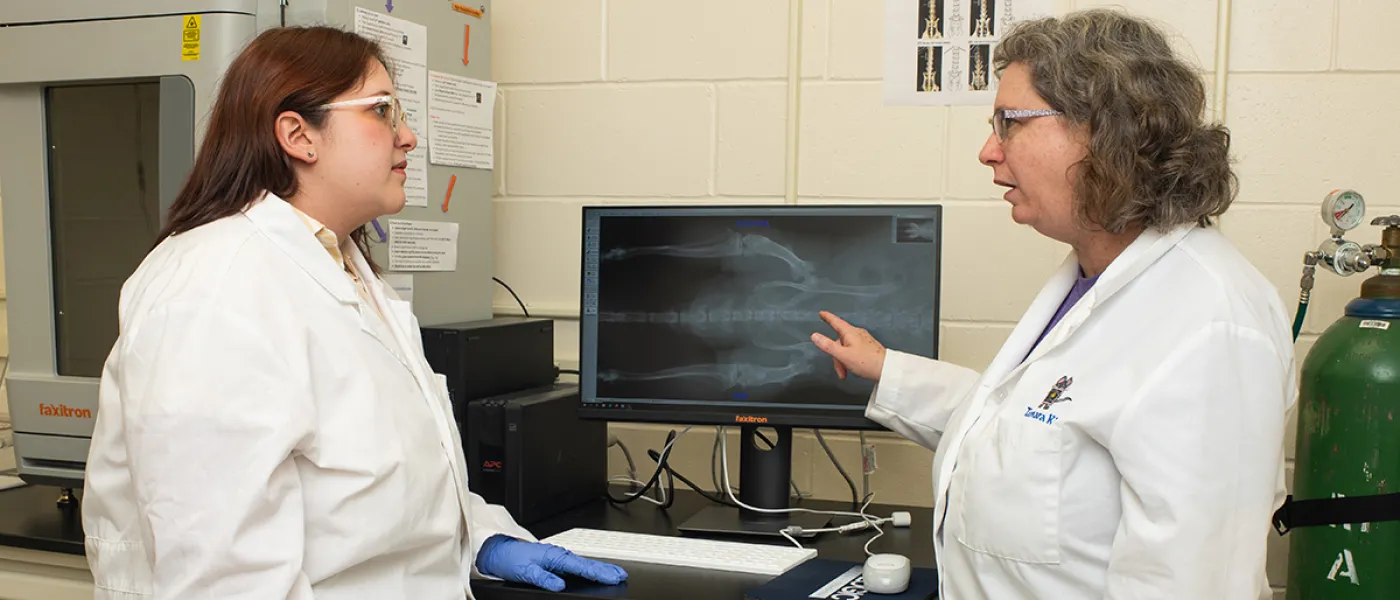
[156,26,388,272]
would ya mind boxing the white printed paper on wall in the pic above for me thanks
[427,70,497,170]
[387,219,459,272]
[884,0,1053,106]
[354,7,430,206]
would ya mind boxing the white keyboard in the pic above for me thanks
[541,528,817,577]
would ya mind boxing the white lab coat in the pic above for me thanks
[82,193,535,599]
[867,224,1295,599]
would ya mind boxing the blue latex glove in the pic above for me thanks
[476,535,628,592]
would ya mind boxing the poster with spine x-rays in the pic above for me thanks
[884,0,1052,106]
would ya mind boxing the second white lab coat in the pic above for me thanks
[867,224,1295,599]
[82,192,535,599]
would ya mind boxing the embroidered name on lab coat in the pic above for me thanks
[1024,376,1073,425]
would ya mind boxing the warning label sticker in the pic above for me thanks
[182,15,201,61]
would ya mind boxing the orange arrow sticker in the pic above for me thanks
[451,3,484,18]
[443,174,457,212]
[462,24,470,65]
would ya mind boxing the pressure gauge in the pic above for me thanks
[1322,189,1366,235]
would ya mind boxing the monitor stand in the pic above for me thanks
[676,425,832,539]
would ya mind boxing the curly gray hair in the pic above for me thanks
[994,9,1236,233]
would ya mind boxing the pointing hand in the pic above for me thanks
[810,311,887,382]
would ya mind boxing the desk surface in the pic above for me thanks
[0,483,934,599]
[0,483,84,555]
[473,489,936,599]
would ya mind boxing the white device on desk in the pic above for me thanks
[542,528,818,577]
[862,553,912,594]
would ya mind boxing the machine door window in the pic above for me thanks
[46,81,164,377]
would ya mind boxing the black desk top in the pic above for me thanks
[0,483,85,555]
[474,489,936,600]
[0,483,934,599]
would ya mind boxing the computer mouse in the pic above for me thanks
[862,553,911,595]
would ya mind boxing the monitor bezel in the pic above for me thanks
[575,203,943,431]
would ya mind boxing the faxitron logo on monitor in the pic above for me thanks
[734,415,768,424]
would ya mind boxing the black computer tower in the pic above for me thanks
[421,317,557,419]
[465,384,607,524]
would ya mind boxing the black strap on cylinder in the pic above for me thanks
[1273,492,1400,535]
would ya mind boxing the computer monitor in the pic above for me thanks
[578,204,941,537]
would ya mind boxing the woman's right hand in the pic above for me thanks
[810,310,887,382]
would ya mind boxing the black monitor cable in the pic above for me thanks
[646,448,739,508]
[813,430,861,511]
[492,276,529,318]
[606,427,690,508]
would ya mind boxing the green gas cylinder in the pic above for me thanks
[1286,271,1400,598]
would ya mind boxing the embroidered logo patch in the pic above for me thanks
[1039,376,1073,410]
[1024,376,1073,425]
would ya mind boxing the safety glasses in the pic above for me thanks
[319,95,407,136]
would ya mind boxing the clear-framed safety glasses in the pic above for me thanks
[319,95,406,136]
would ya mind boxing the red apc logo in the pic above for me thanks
[40,403,93,419]
[482,460,504,470]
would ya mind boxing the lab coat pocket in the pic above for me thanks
[954,415,1063,565]
[86,536,152,598]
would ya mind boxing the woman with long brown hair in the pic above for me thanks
[81,26,625,599]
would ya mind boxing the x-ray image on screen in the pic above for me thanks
[582,209,939,410]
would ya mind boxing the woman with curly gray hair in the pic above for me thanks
[812,9,1293,599]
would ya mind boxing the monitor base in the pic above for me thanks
[677,505,832,539]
